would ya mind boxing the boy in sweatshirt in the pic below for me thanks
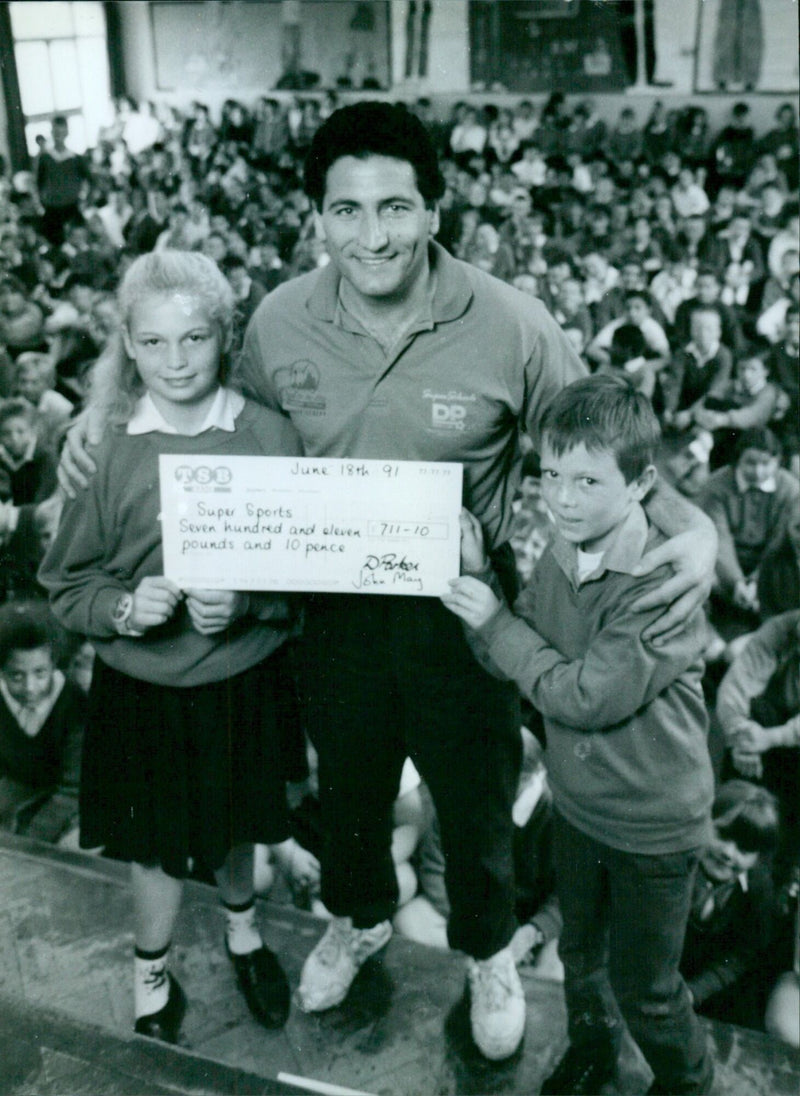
[442,375,714,1094]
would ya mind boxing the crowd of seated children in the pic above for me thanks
[0,90,797,1047]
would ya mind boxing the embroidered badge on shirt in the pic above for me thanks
[273,362,326,414]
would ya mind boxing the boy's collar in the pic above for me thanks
[687,339,720,363]
[735,467,777,494]
[549,502,650,585]
[0,433,37,470]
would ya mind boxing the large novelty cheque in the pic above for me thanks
[160,455,463,596]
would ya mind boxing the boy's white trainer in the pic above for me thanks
[466,945,526,1060]
[296,916,392,1012]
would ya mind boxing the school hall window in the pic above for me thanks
[9,1,113,156]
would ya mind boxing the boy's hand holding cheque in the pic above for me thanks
[441,509,502,630]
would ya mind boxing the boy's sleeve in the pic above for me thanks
[459,564,518,680]
[474,569,705,731]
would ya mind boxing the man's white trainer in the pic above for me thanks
[296,916,393,1012]
[466,945,526,1060]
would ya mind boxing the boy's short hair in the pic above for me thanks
[219,253,247,274]
[0,397,36,431]
[540,375,661,484]
[734,426,781,460]
[624,288,651,308]
[304,101,445,209]
[609,323,647,367]
[0,600,60,669]
[712,780,779,855]
[14,351,53,377]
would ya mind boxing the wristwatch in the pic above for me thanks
[111,592,143,636]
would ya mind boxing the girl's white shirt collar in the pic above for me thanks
[127,386,245,436]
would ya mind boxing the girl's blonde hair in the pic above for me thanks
[88,250,236,425]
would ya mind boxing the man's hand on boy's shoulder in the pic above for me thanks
[631,525,717,645]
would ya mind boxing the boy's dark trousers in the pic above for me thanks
[296,590,522,961]
[553,812,714,1094]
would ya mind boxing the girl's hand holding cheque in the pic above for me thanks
[130,576,183,632]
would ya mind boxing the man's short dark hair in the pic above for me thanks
[304,101,445,209]
[540,375,661,484]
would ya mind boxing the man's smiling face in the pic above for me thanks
[315,155,439,302]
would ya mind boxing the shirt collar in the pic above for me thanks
[127,386,245,436]
[0,433,37,471]
[735,468,777,494]
[306,240,473,329]
[549,502,650,585]
[687,340,720,364]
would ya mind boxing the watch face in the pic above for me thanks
[112,593,132,623]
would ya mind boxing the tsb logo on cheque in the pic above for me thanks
[175,465,233,486]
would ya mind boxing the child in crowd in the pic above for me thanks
[0,398,58,505]
[694,353,789,469]
[716,610,799,891]
[13,351,74,444]
[757,496,800,619]
[442,376,714,1095]
[766,301,799,469]
[39,251,304,1044]
[699,428,799,625]
[660,308,733,428]
[0,275,47,359]
[587,290,670,398]
[0,494,62,601]
[680,781,779,1030]
[0,600,84,842]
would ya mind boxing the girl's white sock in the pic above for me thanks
[134,945,170,1019]
[224,899,262,955]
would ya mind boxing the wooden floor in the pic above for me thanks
[1,832,798,1096]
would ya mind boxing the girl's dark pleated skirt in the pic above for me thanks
[79,644,304,879]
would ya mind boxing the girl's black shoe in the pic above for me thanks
[227,943,291,1028]
[134,973,187,1044]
